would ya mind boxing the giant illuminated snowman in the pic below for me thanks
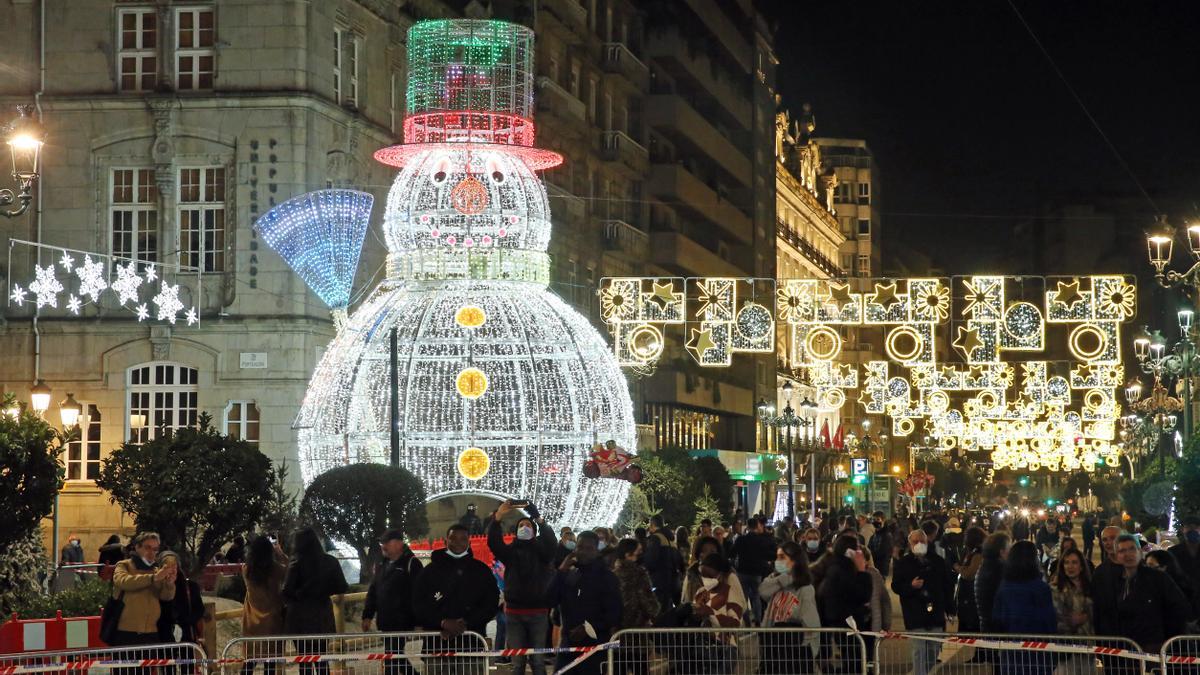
[262,19,635,527]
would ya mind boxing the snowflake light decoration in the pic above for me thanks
[66,295,81,314]
[28,264,63,308]
[112,262,143,305]
[152,281,184,324]
[58,251,74,272]
[10,284,26,306]
[76,255,108,303]
[185,306,199,326]
[143,264,157,283]
[135,303,149,321]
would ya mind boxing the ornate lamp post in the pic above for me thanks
[1147,215,1200,290]
[1,106,45,218]
[758,383,818,525]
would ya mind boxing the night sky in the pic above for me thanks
[764,1,1200,276]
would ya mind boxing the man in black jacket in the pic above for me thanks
[1170,516,1200,590]
[413,524,499,675]
[892,529,954,675]
[733,516,777,625]
[487,500,556,675]
[553,531,621,675]
[363,530,423,675]
[1093,533,1191,653]
[642,516,679,612]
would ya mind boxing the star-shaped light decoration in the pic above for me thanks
[1076,364,1095,380]
[823,282,854,313]
[29,264,64,308]
[1053,279,1085,308]
[694,280,733,320]
[953,325,984,359]
[185,306,199,326]
[685,326,716,359]
[112,262,143,305]
[152,281,184,324]
[143,263,158,283]
[968,365,986,380]
[646,281,676,311]
[58,251,75,272]
[10,284,26,306]
[962,279,999,318]
[66,295,82,315]
[76,255,108,303]
[869,282,902,310]
[135,303,150,321]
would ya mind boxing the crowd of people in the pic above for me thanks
[90,501,1200,675]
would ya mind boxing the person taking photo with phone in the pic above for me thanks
[487,500,557,675]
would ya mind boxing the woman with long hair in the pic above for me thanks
[282,529,348,675]
[241,535,288,675]
[992,541,1056,675]
[955,527,986,632]
[680,535,722,603]
[817,534,871,675]
[1051,548,1093,635]
[758,542,819,674]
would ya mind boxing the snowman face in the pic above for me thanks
[384,148,552,254]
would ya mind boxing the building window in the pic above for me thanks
[569,61,581,98]
[127,362,199,444]
[224,400,260,446]
[834,183,852,203]
[857,254,871,277]
[858,181,871,205]
[333,28,343,103]
[175,8,215,90]
[858,219,871,236]
[841,254,854,273]
[179,167,226,272]
[390,71,399,136]
[111,168,159,263]
[346,34,360,107]
[65,403,102,481]
[587,78,598,123]
[117,8,158,92]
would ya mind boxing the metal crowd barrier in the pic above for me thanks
[1162,635,1200,670]
[0,641,208,674]
[608,627,868,675]
[874,631,1147,675]
[221,630,489,675]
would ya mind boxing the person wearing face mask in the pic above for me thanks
[892,530,953,675]
[108,532,176,647]
[818,534,871,675]
[486,500,557,675]
[803,528,833,589]
[555,530,577,567]
[611,538,658,675]
[867,515,893,577]
[1169,516,1200,590]
[413,524,499,675]
[680,536,723,603]
[758,542,820,674]
[552,532,621,675]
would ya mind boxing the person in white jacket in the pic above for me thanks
[758,541,821,674]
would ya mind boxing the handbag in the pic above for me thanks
[99,591,125,644]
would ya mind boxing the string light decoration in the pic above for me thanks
[292,19,635,528]
[257,189,374,311]
[4,239,201,324]
[600,274,1136,471]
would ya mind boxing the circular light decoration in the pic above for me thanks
[450,175,490,215]
[1084,388,1107,412]
[456,367,489,399]
[629,323,664,362]
[885,325,924,363]
[804,325,842,362]
[894,417,915,436]
[1003,302,1043,343]
[455,305,487,328]
[1069,323,1108,360]
[926,390,950,414]
[297,19,635,530]
[735,303,773,340]
[821,388,846,410]
[457,447,491,480]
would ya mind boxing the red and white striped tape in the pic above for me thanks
[868,630,1159,663]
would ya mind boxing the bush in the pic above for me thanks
[0,396,66,552]
[10,576,112,619]
[301,463,428,583]
[0,529,49,616]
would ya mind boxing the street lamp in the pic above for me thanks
[1,106,44,218]
[58,393,81,428]
[29,379,51,415]
[1146,215,1200,289]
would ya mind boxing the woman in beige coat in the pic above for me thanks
[241,535,289,675]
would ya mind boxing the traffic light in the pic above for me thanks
[851,474,869,485]
[844,494,855,504]
[1018,475,1030,487]
[1045,498,1056,507]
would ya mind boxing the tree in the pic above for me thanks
[615,485,652,534]
[300,463,429,583]
[692,485,723,531]
[260,460,302,553]
[1174,435,1200,522]
[0,529,49,616]
[637,446,699,527]
[0,396,66,552]
[694,456,734,519]
[96,413,274,574]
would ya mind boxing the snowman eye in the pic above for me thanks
[433,170,448,183]
[430,156,452,185]
[490,170,505,183]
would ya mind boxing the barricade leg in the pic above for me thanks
[907,629,942,675]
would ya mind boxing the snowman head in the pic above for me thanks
[383,147,551,255]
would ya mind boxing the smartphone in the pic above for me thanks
[268,535,278,544]
[509,499,530,509]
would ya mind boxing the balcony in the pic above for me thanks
[600,130,649,171]
[645,95,751,188]
[603,219,649,260]
[650,231,743,278]
[602,42,650,90]
[536,76,587,128]
[643,28,751,128]
[649,163,751,244]
[541,0,588,38]
[777,220,842,277]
